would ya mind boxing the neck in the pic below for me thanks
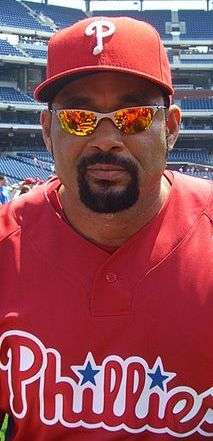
[58,175,171,249]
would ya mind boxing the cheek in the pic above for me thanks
[51,126,83,165]
[126,128,167,170]
[51,131,97,191]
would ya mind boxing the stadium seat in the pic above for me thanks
[0,154,52,182]
[0,39,24,57]
[168,149,211,165]
[0,0,52,32]
[24,1,86,29]
[0,87,35,104]
[178,10,213,40]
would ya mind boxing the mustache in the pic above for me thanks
[78,152,138,175]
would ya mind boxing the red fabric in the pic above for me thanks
[0,171,212,440]
[34,17,173,102]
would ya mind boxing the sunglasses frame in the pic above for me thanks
[50,105,167,136]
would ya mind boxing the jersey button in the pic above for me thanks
[105,272,118,283]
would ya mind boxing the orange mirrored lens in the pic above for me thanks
[115,107,155,134]
[58,110,97,136]
[57,107,156,136]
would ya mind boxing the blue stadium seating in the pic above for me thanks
[0,0,52,32]
[183,120,213,130]
[0,154,51,181]
[181,58,213,64]
[0,112,40,125]
[19,151,53,163]
[24,1,86,29]
[181,98,213,110]
[0,87,35,104]
[0,39,24,57]
[178,10,213,40]
[137,10,172,40]
[168,149,211,165]
[0,40,48,59]
[16,152,53,166]
[22,47,47,59]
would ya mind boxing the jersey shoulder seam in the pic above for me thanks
[0,199,23,244]
[0,225,21,245]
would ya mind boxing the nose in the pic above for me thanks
[85,118,125,153]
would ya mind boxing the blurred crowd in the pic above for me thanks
[0,174,45,205]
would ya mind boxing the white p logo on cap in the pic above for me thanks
[85,19,116,55]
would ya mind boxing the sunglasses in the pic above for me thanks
[51,105,167,137]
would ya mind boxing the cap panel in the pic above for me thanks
[34,17,174,102]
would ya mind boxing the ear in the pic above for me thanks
[40,110,53,154]
[165,104,182,151]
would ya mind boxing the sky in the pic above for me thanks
[26,0,212,11]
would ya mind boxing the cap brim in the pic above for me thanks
[34,65,174,103]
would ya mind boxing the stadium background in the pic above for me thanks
[0,0,212,183]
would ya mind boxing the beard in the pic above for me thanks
[77,152,139,213]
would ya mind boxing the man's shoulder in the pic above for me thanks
[171,171,212,221]
[0,181,50,243]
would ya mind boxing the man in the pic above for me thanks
[0,17,212,440]
[0,175,11,205]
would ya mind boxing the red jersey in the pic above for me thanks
[0,171,212,440]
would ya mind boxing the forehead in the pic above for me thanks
[52,71,164,107]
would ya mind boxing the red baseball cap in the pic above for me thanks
[34,16,174,103]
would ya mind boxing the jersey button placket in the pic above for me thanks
[91,266,131,316]
[105,272,118,283]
